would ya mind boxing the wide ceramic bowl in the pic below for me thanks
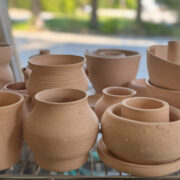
[146,79,180,109]
[85,49,141,93]
[102,103,180,165]
[147,45,180,90]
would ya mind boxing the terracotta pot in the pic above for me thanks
[121,97,169,123]
[27,55,89,97]
[102,103,180,165]
[0,90,23,170]
[88,93,102,110]
[95,87,136,120]
[146,79,180,109]
[24,88,98,171]
[127,79,148,97]
[0,43,14,88]
[147,44,180,90]
[3,82,32,121]
[85,49,141,93]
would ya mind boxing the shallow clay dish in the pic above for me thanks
[146,79,180,109]
[147,45,180,90]
[98,138,180,178]
[88,94,102,110]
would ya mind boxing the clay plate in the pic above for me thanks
[97,138,180,177]
[88,94,102,110]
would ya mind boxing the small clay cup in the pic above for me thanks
[121,97,169,123]
[95,87,136,120]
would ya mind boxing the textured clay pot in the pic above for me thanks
[97,138,180,177]
[27,55,89,97]
[88,93,102,110]
[85,49,141,93]
[127,79,148,97]
[3,82,32,120]
[146,79,180,109]
[24,88,98,172]
[102,104,180,165]
[0,90,23,170]
[95,87,136,120]
[0,43,14,88]
[147,44,180,90]
[121,97,169,123]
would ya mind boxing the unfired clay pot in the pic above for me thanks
[88,93,102,110]
[0,43,14,88]
[127,79,148,97]
[147,44,180,90]
[3,82,32,121]
[95,87,136,120]
[0,90,23,170]
[85,49,141,93]
[121,97,169,123]
[146,79,180,109]
[102,104,180,165]
[27,55,89,97]
[24,88,99,172]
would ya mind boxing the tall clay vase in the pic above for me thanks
[0,91,23,170]
[24,88,99,171]
[95,87,136,120]
[0,43,14,88]
[85,49,141,93]
[27,55,89,97]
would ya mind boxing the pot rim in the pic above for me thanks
[35,88,88,105]
[85,48,141,59]
[106,103,180,125]
[0,90,24,108]
[0,42,12,48]
[121,96,169,112]
[28,54,85,68]
[129,78,146,87]
[103,86,136,98]
[4,81,26,91]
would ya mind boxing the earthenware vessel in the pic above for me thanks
[0,43,14,88]
[147,44,180,90]
[29,49,50,59]
[0,90,23,170]
[95,87,136,120]
[97,138,180,177]
[121,97,169,123]
[27,55,89,97]
[102,103,180,165]
[85,49,141,93]
[88,93,102,110]
[127,79,148,97]
[24,88,98,171]
[146,79,180,109]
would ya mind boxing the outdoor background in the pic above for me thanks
[9,0,180,79]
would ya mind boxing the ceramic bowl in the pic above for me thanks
[146,79,180,109]
[147,45,180,90]
[102,103,180,165]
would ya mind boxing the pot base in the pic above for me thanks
[35,153,89,172]
[98,138,180,177]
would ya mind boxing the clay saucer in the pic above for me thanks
[97,138,180,177]
[88,94,102,110]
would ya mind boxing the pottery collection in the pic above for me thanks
[85,49,141,93]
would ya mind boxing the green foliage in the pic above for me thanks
[8,0,32,9]
[126,0,137,9]
[156,0,180,10]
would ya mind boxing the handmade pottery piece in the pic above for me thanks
[26,55,89,97]
[24,88,99,172]
[127,79,148,97]
[147,44,180,90]
[146,79,180,109]
[97,138,180,177]
[121,97,169,123]
[0,43,14,88]
[95,87,136,120]
[88,93,102,110]
[102,103,180,165]
[0,90,23,170]
[85,49,141,93]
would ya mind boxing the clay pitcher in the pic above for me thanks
[0,43,14,88]
[24,88,99,172]
[0,90,23,170]
[27,54,89,97]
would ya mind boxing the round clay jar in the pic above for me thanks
[121,97,169,123]
[95,87,136,120]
